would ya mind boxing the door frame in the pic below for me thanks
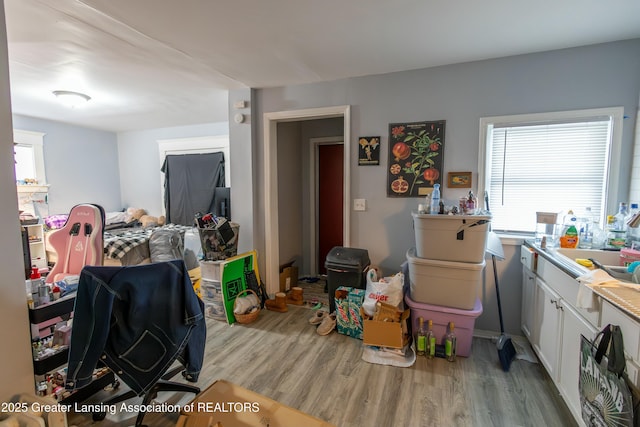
[309,136,344,276]
[263,105,351,295]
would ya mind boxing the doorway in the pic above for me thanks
[263,105,351,294]
[311,138,344,275]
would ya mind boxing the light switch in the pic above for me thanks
[354,199,366,211]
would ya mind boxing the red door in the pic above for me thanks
[318,144,344,274]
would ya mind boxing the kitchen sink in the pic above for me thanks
[554,247,622,267]
[553,247,636,282]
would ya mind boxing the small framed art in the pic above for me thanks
[358,136,380,165]
[447,172,472,188]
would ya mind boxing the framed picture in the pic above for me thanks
[448,172,472,188]
[387,120,445,197]
[358,136,380,165]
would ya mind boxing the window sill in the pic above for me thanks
[494,232,529,246]
[17,184,49,193]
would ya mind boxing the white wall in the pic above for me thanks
[0,0,36,401]
[12,115,121,214]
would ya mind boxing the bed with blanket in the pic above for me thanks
[44,209,194,267]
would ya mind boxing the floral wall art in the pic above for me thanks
[387,120,445,197]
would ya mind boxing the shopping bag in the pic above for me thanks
[361,269,404,317]
[580,324,634,427]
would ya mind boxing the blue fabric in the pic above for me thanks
[65,260,205,395]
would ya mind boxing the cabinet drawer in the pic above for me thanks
[520,245,536,271]
[602,300,640,361]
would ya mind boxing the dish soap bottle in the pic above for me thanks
[560,210,579,249]
[429,184,441,215]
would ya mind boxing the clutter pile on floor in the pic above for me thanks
[265,269,414,365]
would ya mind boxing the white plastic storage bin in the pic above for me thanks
[411,212,491,263]
[406,247,485,310]
[200,260,225,282]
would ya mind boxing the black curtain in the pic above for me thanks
[161,152,225,226]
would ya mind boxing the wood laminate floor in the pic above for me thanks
[66,306,576,427]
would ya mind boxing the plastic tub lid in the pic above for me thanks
[412,212,492,221]
[406,247,486,270]
[404,293,483,316]
[325,246,370,269]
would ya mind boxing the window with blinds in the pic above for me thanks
[479,108,623,234]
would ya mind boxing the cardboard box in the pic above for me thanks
[335,286,351,336]
[279,266,298,292]
[177,379,335,427]
[348,288,365,339]
[334,287,365,339]
[362,309,410,349]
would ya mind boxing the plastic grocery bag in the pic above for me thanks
[362,269,404,317]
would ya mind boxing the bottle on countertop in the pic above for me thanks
[626,203,640,247]
[445,322,457,362]
[578,207,593,249]
[614,202,629,232]
[606,214,626,249]
[466,191,476,214]
[426,319,436,359]
[429,184,441,215]
[416,317,426,356]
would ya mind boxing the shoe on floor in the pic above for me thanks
[316,312,337,336]
[309,309,329,325]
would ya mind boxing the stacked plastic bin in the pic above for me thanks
[405,212,491,357]
[200,260,226,322]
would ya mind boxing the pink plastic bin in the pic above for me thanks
[405,294,483,357]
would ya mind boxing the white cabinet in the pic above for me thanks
[532,276,562,380]
[520,244,601,427]
[558,301,597,425]
[601,300,640,389]
[24,223,47,269]
[521,265,536,340]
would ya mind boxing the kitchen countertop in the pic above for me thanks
[523,240,586,277]
[523,240,640,322]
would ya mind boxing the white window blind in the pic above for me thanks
[487,119,611,233]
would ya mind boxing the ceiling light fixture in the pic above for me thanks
[52,90,91,108]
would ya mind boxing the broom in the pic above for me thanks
[491,251,517,371]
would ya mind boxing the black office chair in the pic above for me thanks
[65,260,206,426]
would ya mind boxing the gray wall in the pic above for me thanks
[254,39,640,335]
[117,122,229,217]
[12,115,121,214]
[277,121,304,267]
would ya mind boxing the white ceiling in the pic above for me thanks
[4,0,640,132]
